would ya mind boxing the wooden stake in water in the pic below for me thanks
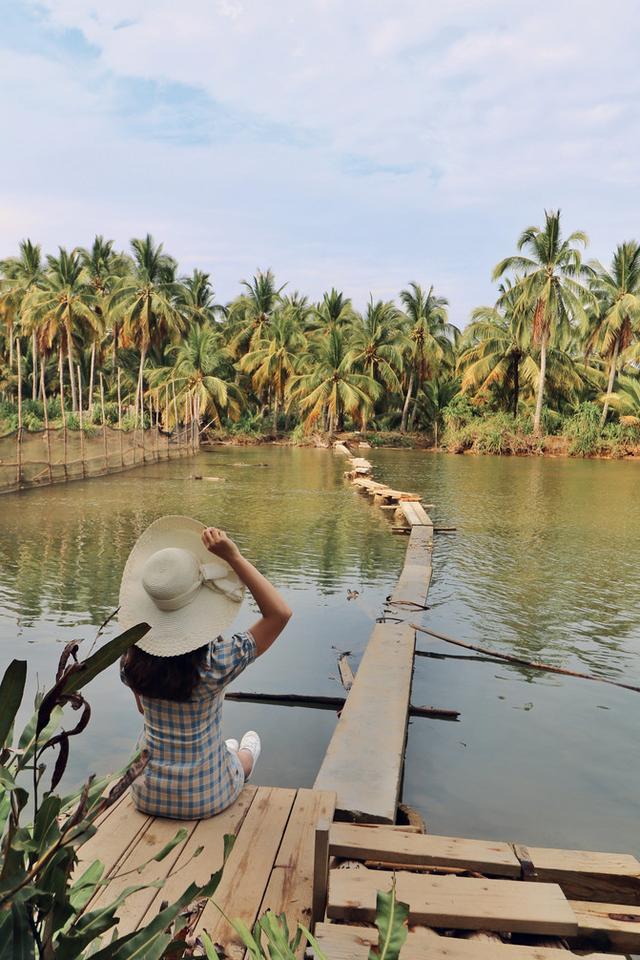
[100,373,108,473]
[39,365,53,484]
[59,349,68,481]
[16,339,22,489]
[117,367,124,468]
[77,366,86,479]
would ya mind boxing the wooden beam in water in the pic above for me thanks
[225,690,458,719]
[313,621,415,822]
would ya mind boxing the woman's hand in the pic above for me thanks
[202,527,241,564]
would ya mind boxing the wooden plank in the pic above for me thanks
[314,923,615,959]
[390,525,433,608]
[136,785,257,929]
[527,846,640,904]
[75,794,150,879]
[314,622,415,822]
[196,786,297,959]
[89,815,198,936]
[328,869,578,936]
[337,654,355,691]
[330,824,521,877]
[571,898,640,952]
[312,818,332,926]
[259,789,336,932]
[334,442,352,457]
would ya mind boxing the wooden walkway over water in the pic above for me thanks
[90,442,640,956]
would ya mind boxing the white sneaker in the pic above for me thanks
[225,738,239,754]
[239,730,261,780]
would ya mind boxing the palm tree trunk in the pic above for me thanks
[600,337,620,427]
[88,342,96,415]
[512,359,520,417]
[66,322,78,412]
[9,327,13,369]
[273,394,279,435]
[400,369,414,433]
[409,393,419,430]
[31,332,38,401]
[136,348,146,427]
[112,321,119,366]
[533,331,548,436]
[434,417,439,448]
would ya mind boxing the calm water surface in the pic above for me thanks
[1,448,639,854]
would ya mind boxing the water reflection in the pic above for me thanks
[2,448,640,852]
[370,450,640,851]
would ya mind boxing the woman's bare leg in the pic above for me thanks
[238,748,253,778]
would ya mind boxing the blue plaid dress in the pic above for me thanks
[121,631,257,819]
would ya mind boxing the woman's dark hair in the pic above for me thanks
[122,643,209,702]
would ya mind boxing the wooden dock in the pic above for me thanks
[87,442,640,956]
[77,785,335,958]
[314,442,433,822]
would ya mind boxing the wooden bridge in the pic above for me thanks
[88,442,640,956]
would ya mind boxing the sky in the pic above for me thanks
[2,0,640,327]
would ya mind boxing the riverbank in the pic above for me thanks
[202,427,640,460]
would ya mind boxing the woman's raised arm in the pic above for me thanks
[202,527,292,656]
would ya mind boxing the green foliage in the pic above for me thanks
[0,622,241,959]
[222,910,329,960]
[563,401,604,455]
[443,412,542,455]
[4,218,640,459]
[442,394,477,429]
[368,883,409,960]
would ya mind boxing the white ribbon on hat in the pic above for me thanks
[152,562,243,611]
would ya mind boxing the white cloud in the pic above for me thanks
[3,0,640,321]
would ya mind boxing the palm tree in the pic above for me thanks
[399,283,454,431]
[307,289,354,335]
[152,325,243,428]
[493,210,592,434]
[240,308,306,433]
[227,269,285,356]
[177,270,225,328]
[288,328,381,433]
[21,248,98,411]
[415,377,460,446]
[586,241,640,425]
[109,235,182,422]
[1,240,44,400]
[79,235,131,371]
[458,282,534,415]
[347,298,403,428]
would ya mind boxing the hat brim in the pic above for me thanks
[118,516,244,657]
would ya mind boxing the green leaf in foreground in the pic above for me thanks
[0,660,27,748]
[60,623,151,696]
[368,882,409,960]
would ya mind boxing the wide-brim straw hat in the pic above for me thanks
[118,515,245,657]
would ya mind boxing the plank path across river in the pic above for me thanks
[88,443,640,956]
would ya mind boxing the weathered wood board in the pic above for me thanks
[137,786,257,929]
[328,869,579,935]
[527,846,640,904]
[314,922,616,959]
[196,787,297,959]
[389,525,433,609]
[329,824,521,877]
[314,622,415,822]
[258,788,336,931]
[571,898,640,952]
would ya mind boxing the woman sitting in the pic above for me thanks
[119,516,291,819]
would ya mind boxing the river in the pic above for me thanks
[1,447,638,854]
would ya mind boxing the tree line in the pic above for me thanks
[1,209,639,443]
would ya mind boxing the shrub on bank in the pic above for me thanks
[563,402,640,457]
